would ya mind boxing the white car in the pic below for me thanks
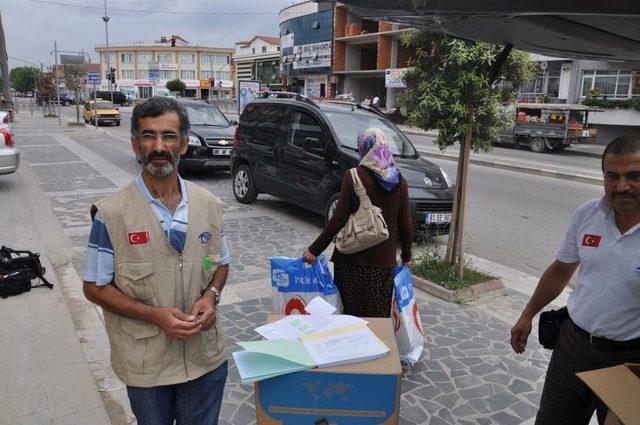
[0,126,19,175]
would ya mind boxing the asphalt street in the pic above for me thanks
[57,105,603,277]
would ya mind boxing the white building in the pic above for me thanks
[233,36,281,89]
[95,36,235,100]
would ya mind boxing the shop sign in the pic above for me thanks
[305,75,327,97]
[293,41,332,58]
[385,68,408,88]
[281,33,294,49]
[237,80,261,112]
[293,57,331,70]
[199,79,211,88]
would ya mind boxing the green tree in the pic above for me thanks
[401,29,535,277]
[166,79,186,94]
[10,66,40,92]
[64,65,86,123]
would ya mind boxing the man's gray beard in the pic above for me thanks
[144,152,181,177]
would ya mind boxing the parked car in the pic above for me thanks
[0,110,14,124]
[176,99,238,173]
[0,128,19,176]
[497,103,601,153]
[90,91,129,106]
[231,93,455,236]
[83,100,121,126]
[55,94,75,106]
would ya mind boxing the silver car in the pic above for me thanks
[0,117,19,175]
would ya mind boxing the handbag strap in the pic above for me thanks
[350,168,372,207]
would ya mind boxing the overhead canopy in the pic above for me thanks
[328,1,640,62]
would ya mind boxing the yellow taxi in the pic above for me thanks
[83,100,121,126]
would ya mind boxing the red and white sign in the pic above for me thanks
[581,234,601,248]
[128,231,150,245]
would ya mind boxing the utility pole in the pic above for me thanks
[54,41,61,125]
[102,0,113,103]
[0,11,13,109]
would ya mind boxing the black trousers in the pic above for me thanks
[334,262,394,317]
[536,320,640,424]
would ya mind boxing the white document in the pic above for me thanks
[254,315,332,340]
[305,296,337,315]
[301,324,390,368]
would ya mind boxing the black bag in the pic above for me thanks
[538,306,569,349]
[0,246,53,299]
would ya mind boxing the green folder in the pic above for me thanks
[232,340,317,384]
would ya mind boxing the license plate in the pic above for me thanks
[212,148,231,156]
[425,212,452,224]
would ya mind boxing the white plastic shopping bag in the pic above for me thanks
[269,255,342,315]
[392,265,425,364]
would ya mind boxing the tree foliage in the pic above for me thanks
[400,30,536,152]
[63,65,86,92]
[35,72,56,97]
[166,79,186,94]
[10,66,40,92]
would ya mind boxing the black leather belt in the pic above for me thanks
[570,319,640,351]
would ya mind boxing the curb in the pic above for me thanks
[420,149,603,186]
[412,275,504,303]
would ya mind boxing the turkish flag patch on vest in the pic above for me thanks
[581,234,601,248]
[128,231,150,245]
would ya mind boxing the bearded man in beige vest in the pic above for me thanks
[83,97,229,425]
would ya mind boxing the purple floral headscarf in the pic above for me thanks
[357,128,400,192]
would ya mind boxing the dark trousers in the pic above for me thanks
[127,361,228,425]
[536,321,640,424]
[334,263,394,317]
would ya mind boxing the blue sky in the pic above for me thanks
[4,0,297,70]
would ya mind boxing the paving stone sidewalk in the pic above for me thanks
[6,113,597,424]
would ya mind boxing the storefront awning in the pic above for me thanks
[328,1,640,62]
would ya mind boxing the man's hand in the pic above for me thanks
[510,316,533,354]
[190,293,217,331]
[151,307,202,340]
[303,249,317,264]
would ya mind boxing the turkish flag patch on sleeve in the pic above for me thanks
[128,231,150,245]
[581,234,601,248]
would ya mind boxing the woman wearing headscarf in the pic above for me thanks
[303,128,413,318]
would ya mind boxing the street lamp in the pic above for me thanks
[102,0,113,103]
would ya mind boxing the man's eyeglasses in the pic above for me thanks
[138,131,181,144]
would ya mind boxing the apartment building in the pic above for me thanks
[233,36,281,89]
[95,37,234,100]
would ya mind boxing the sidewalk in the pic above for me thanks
[0,162,109,424]
[399,124,606,159]
[3,112,598,424]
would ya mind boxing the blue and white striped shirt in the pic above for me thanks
[83,174,230,285]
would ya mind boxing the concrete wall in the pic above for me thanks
[345,44,361,71]
[593,124,640,145]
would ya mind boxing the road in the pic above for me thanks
[56,105,602,277]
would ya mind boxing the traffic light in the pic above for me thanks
[110,67,116,84]
[171,36,176,47]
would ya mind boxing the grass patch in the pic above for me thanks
[411,248,495,291]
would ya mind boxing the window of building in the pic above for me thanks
[138,70,148,79]
[581,70,632,98]
[215,55,229,65]
[262,46,267,53]
[159,70,175,79]
[121,70,134,79]
[252,48,256,54]
[138,52,152,64]
[180,70,195,80]
[157,53,173,63]
[121,53,132,64]
[103,52,116,65]
[633,73,640,96]
[201,70,214,79]
[180,53,195,64]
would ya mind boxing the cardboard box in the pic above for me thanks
[577,364,640,425]
[254,316,402,425]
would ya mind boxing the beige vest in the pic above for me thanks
[93,180,226,387]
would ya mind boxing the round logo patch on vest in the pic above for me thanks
[198,231,212,245]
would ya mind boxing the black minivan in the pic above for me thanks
[231,95,454,235]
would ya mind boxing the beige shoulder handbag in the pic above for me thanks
[334,168,389,254]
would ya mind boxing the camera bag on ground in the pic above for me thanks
[0,246,53,298]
